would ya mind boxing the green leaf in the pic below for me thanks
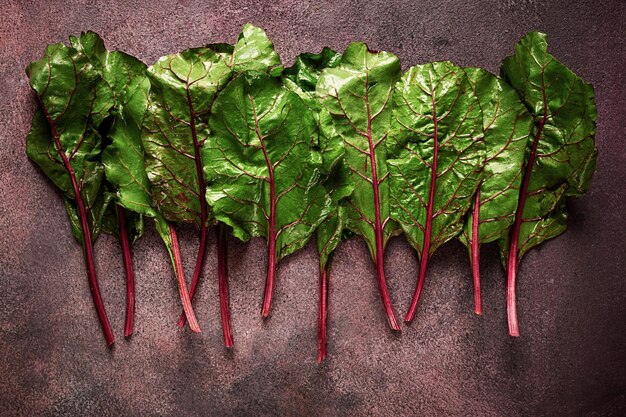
[498,31,597,336]
[142,47,230,224]
[283,48,351,361]
[72,32,156,217]
[71,33,147,108]
[316,42,402,259]
[72,32,204,331]
[203,71,331,260]
[459,68,533,247]
[316,42,402,330]
[282,48,352,269]
[315,153,354,269]
[26,43,112,194]
[71,32,153,241]
[203,70,331,317]
[499,32,597,261]
[207,24,282,74]
[387,61,484,321]
[142,24,282,327]
[25,40,116,345]
[142,24,281,227]
[230,23,282,73]
[388,62,485,255]
[283,47,342,92]
[25,42,114,241]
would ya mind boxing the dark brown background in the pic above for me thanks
[1,0,625,416]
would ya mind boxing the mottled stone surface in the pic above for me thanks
[1,0,625,415]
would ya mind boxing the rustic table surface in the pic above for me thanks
[1,0,625,415]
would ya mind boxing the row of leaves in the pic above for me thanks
[26,25,597,363]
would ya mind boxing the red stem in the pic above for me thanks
[405,80,439,324]
[248,96,278,318]
[318,263,329,364]
[261,184,276,318]
[117,206,135,337]
[507,67,549,337]
[40,100,114,346]
[217,223,233,347]
[177,85,209,327]
[169,224,201,333]
[506,252,519,336]
[471,189,482,315]
[365,74,400,331]
[176,224,207,327]
[507,114,546,337]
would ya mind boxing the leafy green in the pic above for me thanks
[457,68,533,314]
[282,47,351,270]
[142,24,280,340]
[316,42,402,330]
[25,41,115,345]
[283,47,342,92]
[498,32,597,336]
[70,31,202,334]
[284,48,352,362]
[142,24,280,222]
[25,27,599,352]
[203,70,331,317]
[388,61,485,322]
[70,33,153,216]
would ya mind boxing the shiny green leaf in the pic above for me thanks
[142,47,229,225]
[25,40,116,344]
[316,42,402,260]
[459,68,533,248]
[387,62,484,321]
[316,42,402,330]
[230,23,282,73]
[203,71,331,261]
[71,32,154,243]
[283,47,342,93]
[499,32,597,261]
[388,62,485,257]
[25,42,114,242]
[282,48,352,268]
[142,24,280,226]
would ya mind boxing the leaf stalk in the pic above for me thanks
[117,205,135,337]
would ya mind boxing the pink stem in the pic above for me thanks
[176,224,207,327]
[405,79,439,324]
[261,184,276,318]
[471,189,482,315]
[217,223,233,347]
[170,224,201,333]
[177,85,209,327]
[40,99,114,346]
[249,97,278,319]
[507,110,548,337]
[506,252,519,336]
[117,206,135,337]
[365,73,400,331]
[318,263,329,363]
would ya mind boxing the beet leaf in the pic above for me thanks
[498,32,597,336]
[26,42,116,345]
[68,31,203,334]
[387,62,485,323]
[285,48,353,362]
[203,70,332,319]
[142,24,280,344]
[70,32,148,336]
[316,43,403,331]
[457,68,533,315]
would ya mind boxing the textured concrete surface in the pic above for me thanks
[1,0,625,416]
